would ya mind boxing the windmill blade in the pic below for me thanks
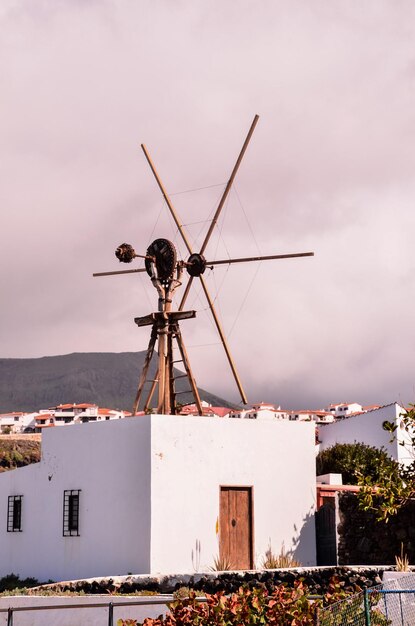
[207,251,314,267]
[93,268,148,278]
[199,114,259,256]
[177,271,246,403]
[199,274,247,405]
[141,144,193,256]
[178,276,194,311]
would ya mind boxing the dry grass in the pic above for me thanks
[262,542,301,569]
[395,543,410,572]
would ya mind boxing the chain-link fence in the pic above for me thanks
[318,577,415,626]
[318,586,386,625]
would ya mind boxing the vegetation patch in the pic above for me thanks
[316,442,398,486]
[0,439,41,472]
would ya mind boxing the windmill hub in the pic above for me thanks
[186,253,207,277]
[144,238,177,281]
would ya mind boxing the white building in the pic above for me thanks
[229,402,290,420]
[0,414,316,582]
[326,402,364,418]
[0,412,37,434]
[290,410,334,424]
[318,402,412,465]
[33,404,132,432]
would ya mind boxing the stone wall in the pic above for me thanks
[338,492,415,565]
[39,566,394,595]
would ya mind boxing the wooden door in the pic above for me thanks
[315,503,336,565]
[219,487,253,570]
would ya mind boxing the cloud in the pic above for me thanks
[2,0,415,410]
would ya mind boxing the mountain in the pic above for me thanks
[0,352,234,413]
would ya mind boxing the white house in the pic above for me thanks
[33,404,132,431]
[290,410,334,424]
[0,412,37,433]
[318,402,412,465]
[325,402,364,418]
[229,402,290,420]
[0,414,316,582]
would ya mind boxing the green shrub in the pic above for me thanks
[316,443,398,485]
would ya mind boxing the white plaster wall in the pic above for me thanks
[0,417,152,581]
[149,415,316,573]
[318,404,412,465]
[0,415,317,582]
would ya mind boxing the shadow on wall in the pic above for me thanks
[292,508,317,566]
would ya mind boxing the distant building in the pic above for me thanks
[0,413,37,434]
[229,402,290,420]
[0,404,133,434]
[325,402,364,418]
[290,410,334,424]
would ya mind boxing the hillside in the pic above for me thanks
[0,352,234,413]
[0,436,41,472]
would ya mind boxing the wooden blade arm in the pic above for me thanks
[199,114,259,256]
[178,276,194,311]
[141,144,194,256]
[93,268,147,278]
[199,274,247,405]
[207,252,314,267]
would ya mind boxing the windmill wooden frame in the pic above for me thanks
[94,115,314,415]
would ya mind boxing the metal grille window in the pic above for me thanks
[7,496,22,532]
[63,490,80,536]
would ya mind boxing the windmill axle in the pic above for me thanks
[186,253,207,277]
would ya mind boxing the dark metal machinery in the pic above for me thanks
[94,115,314,415]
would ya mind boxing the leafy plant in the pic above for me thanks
[137,582,321,626]
[395,543,410,571]
[122,578,384,626]
[357,404,415,521]
[262,541,301,569]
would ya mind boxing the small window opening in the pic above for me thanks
[63,490,81,536]
[7,496,22,532]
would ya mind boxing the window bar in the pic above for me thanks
[7,496,22,532]
[63,490,81,537]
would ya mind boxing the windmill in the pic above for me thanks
[94,115,314,415]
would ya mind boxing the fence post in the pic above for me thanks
[108,601,114,626]
[363,589,371,626]
[6,607,13,626]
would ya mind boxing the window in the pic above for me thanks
[63,490,81,536]
[7,496,22,532]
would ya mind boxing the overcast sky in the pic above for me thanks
[2,0,415,410]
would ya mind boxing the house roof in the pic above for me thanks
[35,414,53,421]
[211,407,230,417]
[293,410,332,415]
[327,402,361,409]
